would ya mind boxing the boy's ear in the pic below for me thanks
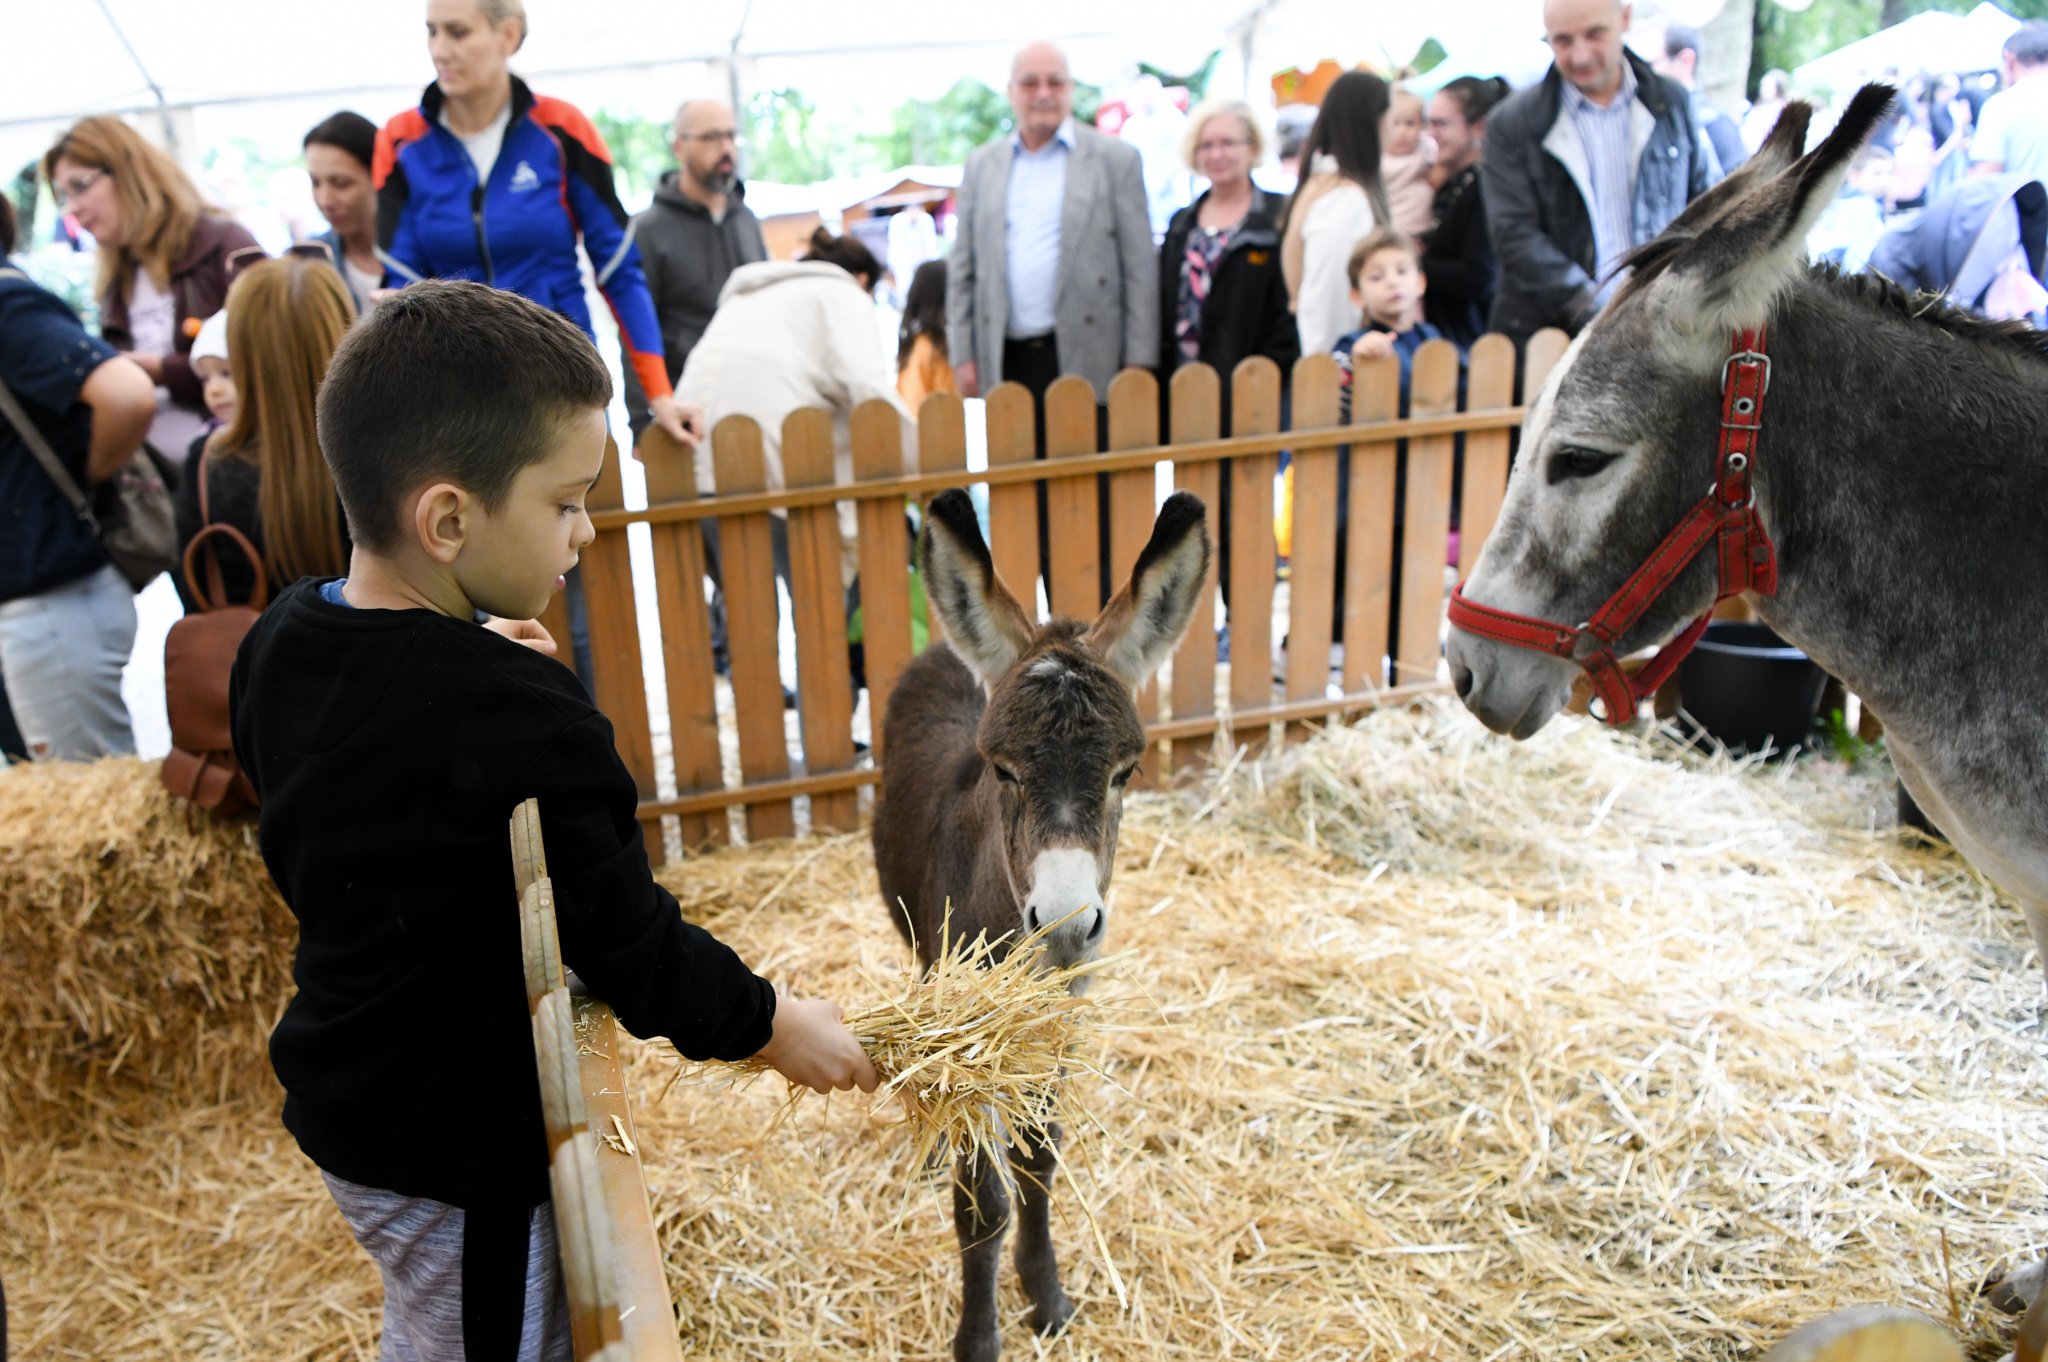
[413,482,469,565]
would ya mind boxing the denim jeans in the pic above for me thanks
[0,562,137,761]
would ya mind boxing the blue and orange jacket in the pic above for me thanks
[373,77,671,401]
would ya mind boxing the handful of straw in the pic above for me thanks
[675,906,1139,1298]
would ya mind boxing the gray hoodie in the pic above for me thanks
[622,170,768,437]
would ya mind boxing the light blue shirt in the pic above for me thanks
[1003,117,1075,338]
[1563,63,1638,304]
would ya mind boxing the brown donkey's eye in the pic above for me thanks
[1112,765,1138,788]
[993,765,1019,785]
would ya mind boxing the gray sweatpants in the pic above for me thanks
[324,1172,572,1361]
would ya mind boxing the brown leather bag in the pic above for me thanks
[160,462,267,814]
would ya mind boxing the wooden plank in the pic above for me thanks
[638,426,725,853]
[853,399,915,757]
[510,801,682,1362]
[984,382,1040,616]
[781,408,859,835]
[1283,355,1342,741]
[1395,341,1461,687]
[1228,358,1281,755]
[1167,363,1222,775]
[1457,334,1517,578]
[1342,356,1401,694]
[1043,374,1103,620]
[536,590,572,671]
[916,392,969,651]
[711,419,796,842]
[1106,368,1162,784]
[1523,328,1572,400]
[579,434,659,862]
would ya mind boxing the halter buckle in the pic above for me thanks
[1721,349,1771,395]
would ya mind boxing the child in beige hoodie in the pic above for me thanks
[1380,87,1436,238]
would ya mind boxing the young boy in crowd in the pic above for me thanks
[1806,144,1894,275]
[1334,226,1448,415]
[230,279,877,1358]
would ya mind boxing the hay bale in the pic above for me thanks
[0,758,294,1120]
[4,701,2046,1359]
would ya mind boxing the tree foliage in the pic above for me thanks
[1753,0,2048,95]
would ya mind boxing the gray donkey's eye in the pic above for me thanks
[1546,446,1620,484]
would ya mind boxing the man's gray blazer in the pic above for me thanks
[946,123,1159,400]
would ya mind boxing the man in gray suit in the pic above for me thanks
[948,41,1157,599]
[948,42,1157,413]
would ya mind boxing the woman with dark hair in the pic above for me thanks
[896,259,955,411]
[1281,70,1394,356]
[1422,76,1512,348]
[42,116,263,462]
[302,110,382,313]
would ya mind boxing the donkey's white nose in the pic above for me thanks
[1025,848,1106,946]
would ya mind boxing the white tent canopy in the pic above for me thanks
[6,0,1559,177]
[1793,2,2019,92]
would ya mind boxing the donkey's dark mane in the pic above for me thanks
[1807,261,2048,364]
[1614,237,2048,365]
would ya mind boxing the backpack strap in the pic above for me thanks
[182,455,271,611]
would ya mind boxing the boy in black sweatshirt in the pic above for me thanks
[230,279,876,1359]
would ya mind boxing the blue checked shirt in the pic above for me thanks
[1562,63,1639,304]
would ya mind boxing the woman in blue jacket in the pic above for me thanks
[375,0,699,452]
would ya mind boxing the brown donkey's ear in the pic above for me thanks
[1086,491,1211,690]
[1614,83,1896,338]
[920,489,1034,684]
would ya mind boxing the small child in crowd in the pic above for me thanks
[1334,226,1446,414]
[187,310,235,454]
[230,280,877,1358]
[895,258,954,411]
[1806,144,1894,275]
[1380,87,1436,238]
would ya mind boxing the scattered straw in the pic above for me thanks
[4,701,2046,1360]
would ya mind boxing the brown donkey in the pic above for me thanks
[873,488,1210,1362]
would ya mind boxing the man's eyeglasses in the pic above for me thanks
[678,129,743,147]
[53,169,105,207]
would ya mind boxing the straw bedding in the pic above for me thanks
[4,701,2046,1359]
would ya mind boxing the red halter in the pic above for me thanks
[1446,328,1780,726]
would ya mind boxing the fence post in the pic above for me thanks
[1458,335,1518,578]
[581,433,659,862]
[1044,375,1104,620]
[984,383,1040,615]
[917,393,970,650]
[853,400,915,758]
[1283,355,1343,740]
[1168,364,1222,775]
[1394,342,1462,687]
[781,409,860,834]
[639,426,726,854]
[1342,356,1401,693]
[1228,357,1281,756]
[712,418,795,842]
[1106,368,1163,783]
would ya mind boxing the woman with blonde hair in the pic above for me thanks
[172,257,353,610]
[42,116,262,462]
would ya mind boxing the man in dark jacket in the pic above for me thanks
[1655,23,1745,178]
[623,98,767,441]
[1481,0,1717,343]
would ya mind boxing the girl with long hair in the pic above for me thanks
[42,116,262,461]
[896,259,955,411]
[173,257,354,609]
[1281,70,1394,355]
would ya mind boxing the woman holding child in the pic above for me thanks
[1421,76,1511,349]
[1280,70,1396,357]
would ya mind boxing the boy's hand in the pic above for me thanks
[650,395,706,449]
[1350,332,1397,363]
[483,616,558,656]
[756,988,881,1094]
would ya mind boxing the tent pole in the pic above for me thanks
[93,0,179,157]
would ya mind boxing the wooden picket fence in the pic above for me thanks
[550,329,1570,866]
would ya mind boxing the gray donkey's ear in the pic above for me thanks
[1616,83,1896,340]
[920,490,1034,684]
[1085,492,1211,689]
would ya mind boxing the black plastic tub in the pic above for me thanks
[1677,621,1829,756]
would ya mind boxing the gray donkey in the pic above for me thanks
[873,488,1210,1362]
[1448,88,2048,1307]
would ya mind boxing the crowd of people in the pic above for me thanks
[11,0,2048,1352]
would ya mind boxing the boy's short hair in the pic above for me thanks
[318,280,612,552]
[1347,226,1420,287]
[1849,144,1895,173]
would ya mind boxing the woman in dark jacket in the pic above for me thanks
[1158,99,1299,435]
[1421,76,1511,349]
